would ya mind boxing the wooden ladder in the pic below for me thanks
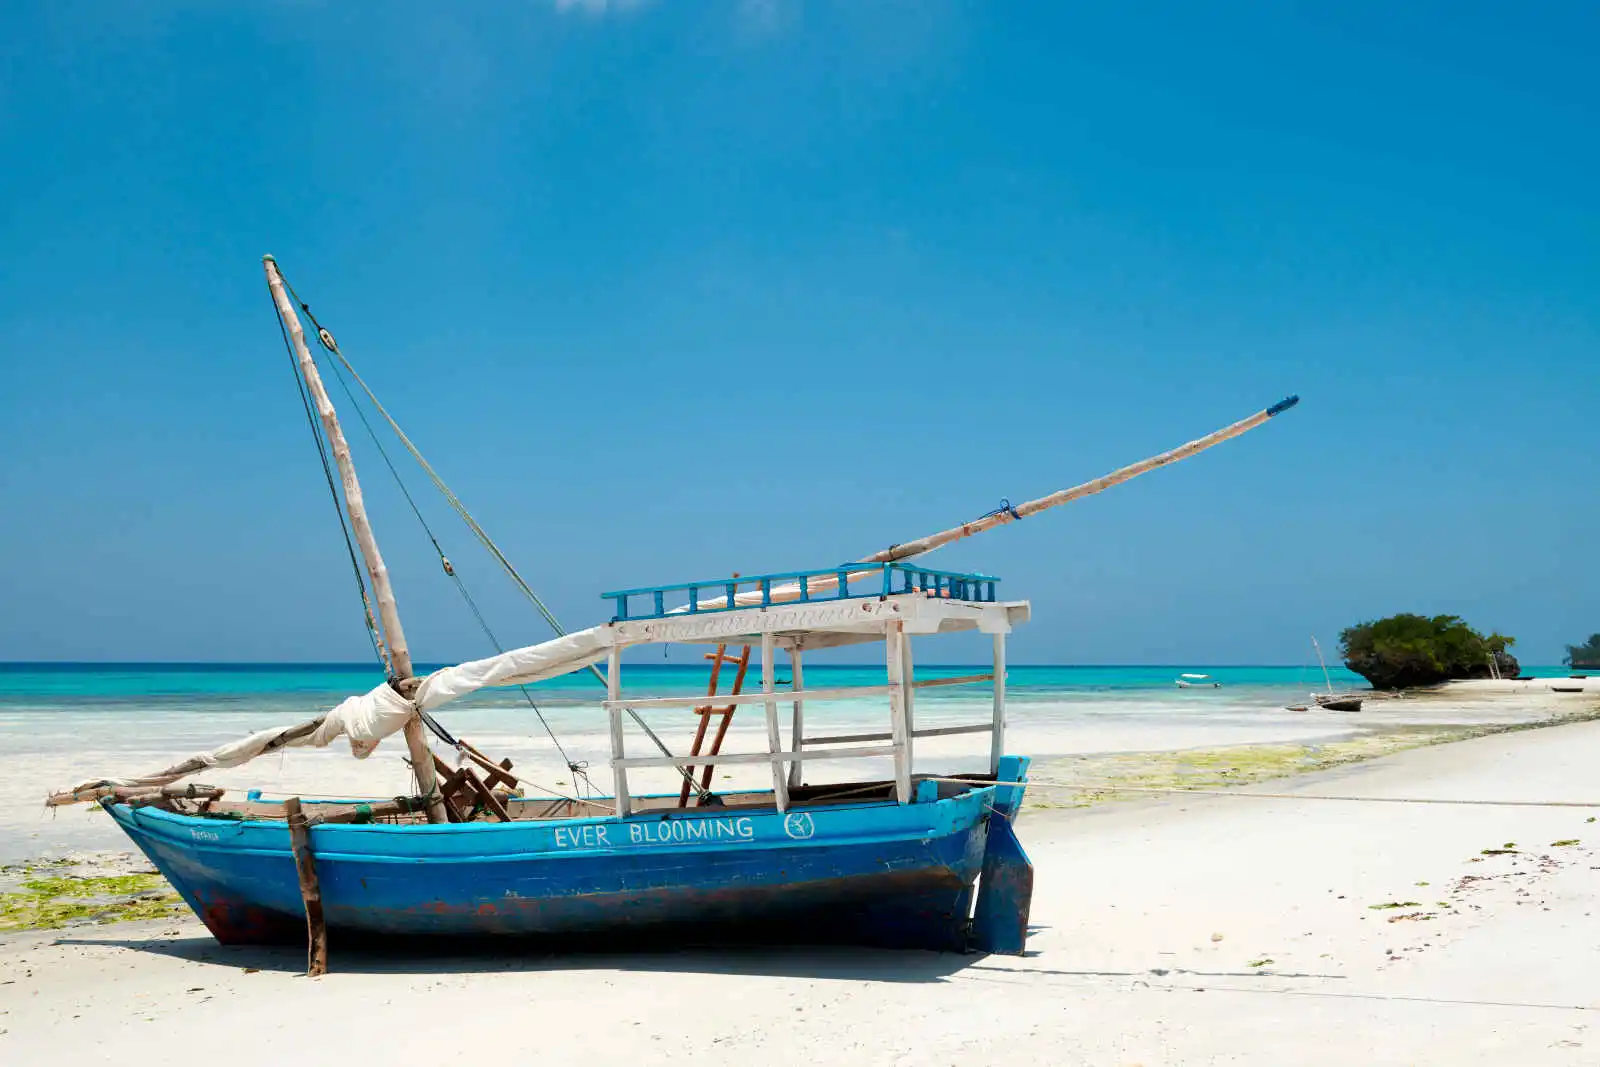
[678,641,753,807]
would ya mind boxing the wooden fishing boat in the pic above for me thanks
[47,257,1302,972]
[95,574,1034,954]
[1309,637,1364,712]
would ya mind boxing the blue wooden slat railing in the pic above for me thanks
[602,562,1001,622]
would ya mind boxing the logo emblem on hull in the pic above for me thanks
[783,812,816,840]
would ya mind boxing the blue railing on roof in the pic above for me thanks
[601,562,1001,622]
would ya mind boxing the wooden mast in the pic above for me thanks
[1312,636,1334,695]
[263,255,447,824]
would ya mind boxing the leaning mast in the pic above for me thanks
[263,255,447,824]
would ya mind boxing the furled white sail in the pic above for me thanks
[413,626,611,711]
[51,628,613,804]
[50,682,418,802]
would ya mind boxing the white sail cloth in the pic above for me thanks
[56,627,613,801]
[57,682,419,796]
[413,626,610,711]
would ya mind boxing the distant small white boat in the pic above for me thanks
[1176,673,1221,689]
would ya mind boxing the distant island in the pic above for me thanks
[1340,614,1518,690]
[1566,634,1600,671]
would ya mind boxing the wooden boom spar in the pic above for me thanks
[686,395,1301,612]
[860,394,1300,564]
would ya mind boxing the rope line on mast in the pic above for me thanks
[332,358,595,790]
[303,304,597,794]
[267,280,390,674]
[285,282,569,639]
[279,274,712,802]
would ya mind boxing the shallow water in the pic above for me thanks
[0,662,1572,863]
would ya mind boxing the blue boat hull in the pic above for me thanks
[108,782,1023,953]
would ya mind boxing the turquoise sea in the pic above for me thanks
[0,661,1374,718]
[0,661,1384,773]
[2,660,1568,734]
[0,661,1571,863]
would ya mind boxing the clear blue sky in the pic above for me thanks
[1,1,1594,666]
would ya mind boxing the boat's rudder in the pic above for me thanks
[971,813,1032,954]
[971,756,1033,954]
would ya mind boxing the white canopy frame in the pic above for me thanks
[600,594,1026,815]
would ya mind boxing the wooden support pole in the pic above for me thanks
[263,256,445,825]
[901,629,916,777]
[761,633,790,812]
[282,798,327,977]
[991,631,1007,775]
[886,620,911,804]
[787,644,805,791]
[607,646,631,817]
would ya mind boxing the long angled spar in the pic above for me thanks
[697,394,1302,610]
[862,394,1301,564]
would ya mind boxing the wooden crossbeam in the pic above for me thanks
[457,741,518,791]
[430,752,513,822]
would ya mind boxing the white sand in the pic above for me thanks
[4,712,1599,1064]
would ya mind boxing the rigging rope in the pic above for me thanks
[279,273,712,802]
[286,284,568,638]
[309,312,596,793]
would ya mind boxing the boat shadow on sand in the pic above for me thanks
[56,922,1054,982]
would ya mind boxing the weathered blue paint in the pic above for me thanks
[991,755,1031,818]
[971,812,1033,955]
[601,562,1001,622]
[105,770,1032,954]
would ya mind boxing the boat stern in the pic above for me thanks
[970,755,1033,954]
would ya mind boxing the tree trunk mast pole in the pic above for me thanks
[263,255,447,824]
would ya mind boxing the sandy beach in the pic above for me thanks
[4,683,1599,1065]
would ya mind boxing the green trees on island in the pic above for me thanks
[1566,635,1600,670]
[1339,614,1518,690]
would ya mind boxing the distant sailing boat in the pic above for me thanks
[1175,673,1221,689]
[1310,636,1364,712]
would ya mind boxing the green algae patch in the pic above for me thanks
[0,871,183,932]
[1024,709,1600,813]
[1027,732,1449,810]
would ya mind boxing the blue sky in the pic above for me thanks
[1,1,1594,666]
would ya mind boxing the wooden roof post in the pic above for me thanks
[761,632,790,812]
[886,620,911,804]
[990,632,1007,775]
